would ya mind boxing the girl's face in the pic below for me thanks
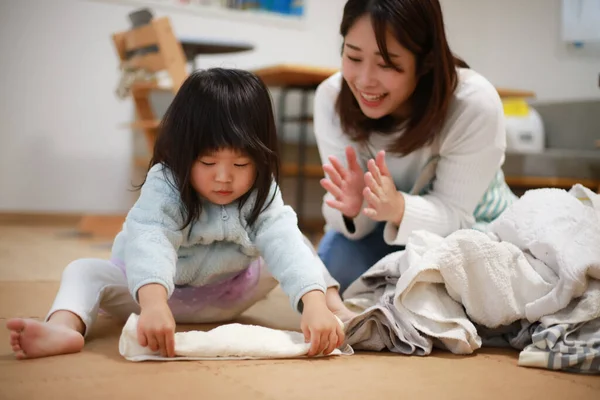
[342,15,418,120]
[191,148,257,205]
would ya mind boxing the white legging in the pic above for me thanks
[46,258,279,336]
[46,236,339,337]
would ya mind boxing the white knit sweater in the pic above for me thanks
[313,68,507,245]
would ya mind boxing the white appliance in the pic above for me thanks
[505,106,545,153]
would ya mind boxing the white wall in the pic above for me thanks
[441,0,600,102]
[0,0,345,213]
[0,0,598,213]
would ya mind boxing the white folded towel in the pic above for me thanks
[119,313,354,361]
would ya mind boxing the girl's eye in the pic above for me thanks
[200,161,215,166]
[347,55,361,62]
[234,163,249,167]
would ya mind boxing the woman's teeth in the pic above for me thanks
[360,92,385,101]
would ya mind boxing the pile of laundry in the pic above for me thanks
[343,184,600,374]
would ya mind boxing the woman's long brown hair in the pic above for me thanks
[336,0,469,155]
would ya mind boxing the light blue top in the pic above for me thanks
[111,163,326,312]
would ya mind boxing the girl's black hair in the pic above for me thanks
[143,68,280,230]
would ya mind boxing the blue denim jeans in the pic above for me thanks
[317,223,405,294]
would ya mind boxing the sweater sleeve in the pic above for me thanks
[313,73,378,240]
[383,76,507,246]
[124,164,185,301]
[250,182,327,312]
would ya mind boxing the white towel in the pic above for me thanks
[489,185,600,321]
[341,184,600,361]
[392,230,482,355]
[434,230,556,328]
[390,227,563,354]
[119,314,354,361]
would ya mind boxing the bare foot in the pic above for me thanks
[6,318,84,359]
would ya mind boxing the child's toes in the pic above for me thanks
[14,350,26,360]
[10,331,20,345]
[12,343,22,353]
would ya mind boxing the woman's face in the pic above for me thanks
[341,15,418,120]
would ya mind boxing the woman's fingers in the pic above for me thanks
[320,179,344,200]
[376,150,391,176]
[346,146,362,173]
[367,159,383,186]
[325,198,348,213]
[363,187,380,209]
[363,207,378,219]
[322,164,344,189]
[364,172,383,198]
[328,156,349,181]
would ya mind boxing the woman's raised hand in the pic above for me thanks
[320,146,365,219]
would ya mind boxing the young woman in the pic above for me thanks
[315,0,517,292]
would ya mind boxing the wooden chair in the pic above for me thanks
[78,16,188,238]
[112,16,188,154]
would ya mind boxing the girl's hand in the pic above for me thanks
[362,150,405,225]
[137,284,176,358]
[300,291,345,357]
[320,146,365,219]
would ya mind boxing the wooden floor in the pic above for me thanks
[1,222,599,399]
[0,224,113,282]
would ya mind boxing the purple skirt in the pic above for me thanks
[111,258,262,315]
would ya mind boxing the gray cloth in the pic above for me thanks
[343,251,434,354]
[475,320,538,350]
[344,290,432,355]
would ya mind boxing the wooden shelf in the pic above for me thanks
[281,163,323,178]
[496,88,536,99]
[122,120,161,130]
[253,64,338,87]
[131,81,174,93]
[505,175,600,191]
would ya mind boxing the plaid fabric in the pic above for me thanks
[413,161,517,229]
[518,322,600,374]
[472,169,519,223]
